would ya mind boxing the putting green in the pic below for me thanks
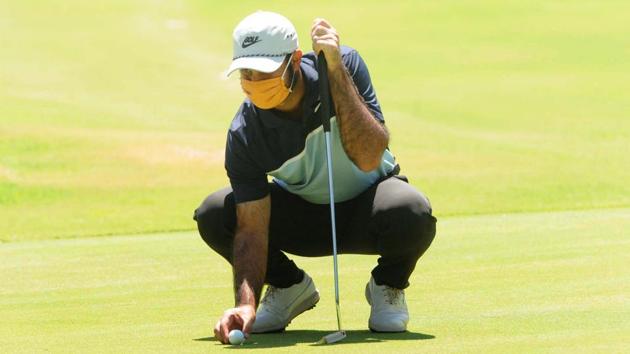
[2,208,628,353]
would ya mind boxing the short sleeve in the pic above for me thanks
[342,48,385,123]
[225,130,269,203]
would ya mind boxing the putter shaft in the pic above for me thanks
[318,50,345,344]
[325,132,342,332]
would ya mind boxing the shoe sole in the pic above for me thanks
[252,290,320,333]
[368,326,407,333]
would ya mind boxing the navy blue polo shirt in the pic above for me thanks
[225,46,397,204]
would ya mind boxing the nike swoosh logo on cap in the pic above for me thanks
[242,36,262,48]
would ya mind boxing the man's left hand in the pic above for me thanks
[311,18,342,72]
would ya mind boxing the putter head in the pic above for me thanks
[317,331,346,344]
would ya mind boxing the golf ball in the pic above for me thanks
[228,329,245,345]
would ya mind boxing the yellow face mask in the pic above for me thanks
[240,54,296,109]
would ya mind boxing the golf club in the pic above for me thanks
[316,50,347,345]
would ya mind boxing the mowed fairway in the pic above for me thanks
[1,209,628,353]
[2,0,629,240]
[1,0,630,353]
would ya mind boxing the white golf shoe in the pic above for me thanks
[252,272,320,333]
[365,276,409,332]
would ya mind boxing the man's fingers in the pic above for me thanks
[311,25,327,37]
[313,34,339,43]
[312,37,339,55]
[312,18,331,29]
[311,19,340,57]
[311,25,337,39]
[219,315,235,344]
[242,316,254,337]
[213,321,221,342]
[214,307,254,345]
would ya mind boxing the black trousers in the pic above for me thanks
[193,176,437,290]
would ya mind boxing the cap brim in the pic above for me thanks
[226,56,285,77]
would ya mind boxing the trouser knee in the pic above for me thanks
[407,209,437,257]
[378,192,437,258]
[193,187,235,261]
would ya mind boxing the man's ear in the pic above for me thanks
[292,49,303,69]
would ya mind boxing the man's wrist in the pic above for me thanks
[327,59,345,76]
[235,283,257,306]
[237,302,256,312]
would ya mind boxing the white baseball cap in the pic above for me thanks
[226,11,299,76]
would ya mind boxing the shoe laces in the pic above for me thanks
[260,285,279,306]
[381,286,405,306]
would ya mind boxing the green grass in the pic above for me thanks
[2,0,629,240]
[1,0,629,352]
[1,209,628,353]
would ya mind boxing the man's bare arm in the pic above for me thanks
[328,63,389,171]
[311,18,389,172]
[233,195,270,308]
[214,195,270,343]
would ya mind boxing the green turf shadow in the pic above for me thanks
[195,329,435,349]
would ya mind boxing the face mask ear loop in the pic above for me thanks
[288,65,298,93]
[281,53,296,93]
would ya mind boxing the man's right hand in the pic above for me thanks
[213,304,256,344]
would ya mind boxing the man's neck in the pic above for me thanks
[274,71,305,118]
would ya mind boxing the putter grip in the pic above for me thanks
[317,51,331,132]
